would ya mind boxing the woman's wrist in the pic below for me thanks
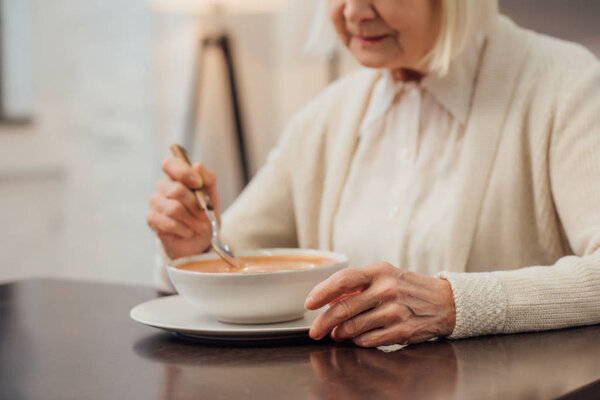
[437,271,508,339]
[438,278,457,336]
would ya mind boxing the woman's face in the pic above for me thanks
[328,0,440,73]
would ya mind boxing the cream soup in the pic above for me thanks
[176,255,338,274]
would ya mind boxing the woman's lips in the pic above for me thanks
[355,35,389,46]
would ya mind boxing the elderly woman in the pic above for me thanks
[147,0,600,347]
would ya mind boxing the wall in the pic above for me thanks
[0,0,334,285]
[0,0,156,284]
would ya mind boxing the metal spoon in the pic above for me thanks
[170,144,242,270]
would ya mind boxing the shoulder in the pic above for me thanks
[279,67,379,149]
[290,68,380,128]
[494,16,600,94]
[490,17,600,150]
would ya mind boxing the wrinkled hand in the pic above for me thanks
[305,263,456,348]
[146,157,220,259]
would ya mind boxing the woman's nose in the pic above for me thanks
[343,0,377,25]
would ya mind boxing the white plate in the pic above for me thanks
[130,295,323,340]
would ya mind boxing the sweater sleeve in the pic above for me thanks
[217,116,299,251]
[153,239,176,294]
[439,62,600,339]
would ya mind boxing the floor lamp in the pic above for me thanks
[151,0,290,186]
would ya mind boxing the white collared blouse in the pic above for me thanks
[334,36,484,273]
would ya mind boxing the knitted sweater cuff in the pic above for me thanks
[154,240,176,294]
[437,271,508,339]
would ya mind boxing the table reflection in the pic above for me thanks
[307,341,458,400]
[449,326,600,399]
[133,324,600,399]
[133,333,458,399]
[134,333,318,399]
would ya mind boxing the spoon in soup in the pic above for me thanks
[170,144,243,270]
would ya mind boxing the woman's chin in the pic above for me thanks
[354,58,388,69]
[351,52,410,71]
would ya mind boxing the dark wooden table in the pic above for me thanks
[1,279,599,400]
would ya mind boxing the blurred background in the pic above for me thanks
[0,0,598,286]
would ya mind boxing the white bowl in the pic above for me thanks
[167,248,348,324]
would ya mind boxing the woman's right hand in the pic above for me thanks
[146,157,220,259]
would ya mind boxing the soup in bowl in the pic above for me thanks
[167,249,349,324]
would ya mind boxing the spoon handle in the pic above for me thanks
[170,144,214,210]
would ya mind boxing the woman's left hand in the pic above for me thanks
[305,263,456,348]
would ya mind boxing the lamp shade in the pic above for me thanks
[151,0,290,15]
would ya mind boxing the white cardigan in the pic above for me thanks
[156,16,600,339]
